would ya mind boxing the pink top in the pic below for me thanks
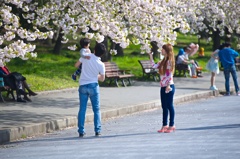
[151,60,174,87]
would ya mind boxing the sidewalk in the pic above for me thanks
[0,72,239,144]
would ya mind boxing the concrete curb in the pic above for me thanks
[0,90,220,144]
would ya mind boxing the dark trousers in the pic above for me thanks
[223,65,239,94]
[160,85,175,127]
[74,64,82,75]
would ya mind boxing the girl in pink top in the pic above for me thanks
[149,44,176,133]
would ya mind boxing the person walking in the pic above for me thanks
[74,43,106,137]
[206,43,225,91]
[218,43,240,96]
[149,44,176,133]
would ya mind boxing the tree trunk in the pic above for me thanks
[150,41,159,59]
[101,37,109,62]
[212,29,221,51]
[115,44,124,57]
[46,38,53,46]
[105,40,124,61]
[53,29,63,54]
[224,27,231,43]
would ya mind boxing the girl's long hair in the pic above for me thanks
[159,44,175,75]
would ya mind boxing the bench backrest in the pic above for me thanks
[104,62,119,71]
[138,60,158,73]
[103,62,120,77]
[138,60,153,69]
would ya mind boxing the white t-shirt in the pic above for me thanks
[79,54,105,85]
[177,54,186,64]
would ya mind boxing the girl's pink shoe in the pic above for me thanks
[157,126,169,133]
[164,126,176,133]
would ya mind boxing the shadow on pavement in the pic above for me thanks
[178,124,240,131]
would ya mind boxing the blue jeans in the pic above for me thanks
[78,83,101,134]
[223,65,239,94]
[160,85,175,127]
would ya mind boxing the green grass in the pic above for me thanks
[7,50,79,92]
[6,33,216,92]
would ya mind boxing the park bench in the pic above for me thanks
[0,87,15,102]
[103,62,135,87]
[0,77,16,102]
[138,60,159,81]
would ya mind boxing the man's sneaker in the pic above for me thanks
[72,74,77,81]
[79,133,86,137]
[237,92,240,96]
[224,93,230,96]
[95,132,101,137]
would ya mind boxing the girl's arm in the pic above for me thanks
[148,52,160,68]
[211,50,219,59]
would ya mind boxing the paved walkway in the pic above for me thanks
[0,72,239,144]
[1,95,239,159]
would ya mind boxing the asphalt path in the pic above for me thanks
[0,95,240,159]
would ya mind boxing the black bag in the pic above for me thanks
[9,72,26,81]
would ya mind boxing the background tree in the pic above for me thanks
[0,0,53,65]
[2,0,240,65]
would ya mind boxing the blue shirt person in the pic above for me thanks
[218,44,240,96]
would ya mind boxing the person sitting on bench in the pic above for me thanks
[0,65,37,102]
[177,45,202,78]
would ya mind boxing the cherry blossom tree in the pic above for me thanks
[0,0,53,66]
[1,0,240,65]
[31,0,190,54]
[181,0,240,49]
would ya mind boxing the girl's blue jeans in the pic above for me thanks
[223,65,239,94]
[160,85,175,127]
[78,83,101,134]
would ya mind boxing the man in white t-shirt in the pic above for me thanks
[74,43,106,137]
